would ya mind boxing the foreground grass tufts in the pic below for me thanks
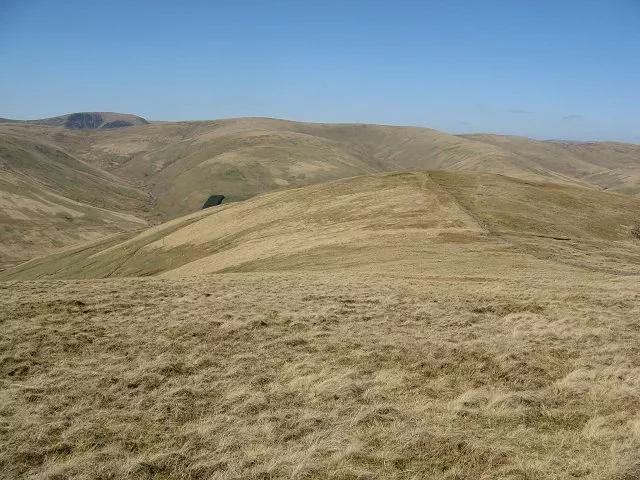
[1,270,639,479]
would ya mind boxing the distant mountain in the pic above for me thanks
[459,134,640,195]
[0,112,149,130]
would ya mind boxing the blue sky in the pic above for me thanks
[1,0,639,142]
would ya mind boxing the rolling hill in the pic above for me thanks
[2,170,640,479]
[59,118,598,218]
[0,112,149,129]
[8,116,640,220]
[0,126,152,268]
[3,171,639,281]
[1,114,639,266]
[2,116,639,479]
[461,134,640,195]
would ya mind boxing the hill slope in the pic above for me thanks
[4,171,639,280]
[461,134,640,195]
[3,171,640,479]
[1,117,638,264]
[44,117,640,218]
[65,119,576,218]
[0,127,152,267]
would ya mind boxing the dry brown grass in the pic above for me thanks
[4,171,639,281]
[1,268,639,479]
[0,128,152,267]
[5,118,640,222]
[2,118,639,267]
[460,134,640,195]
[66,120,640,218]
[2,172,640,478]
[1,127,639,478]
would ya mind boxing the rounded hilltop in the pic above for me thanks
[1,111,149,130]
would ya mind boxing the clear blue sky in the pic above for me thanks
[1,0,639,142]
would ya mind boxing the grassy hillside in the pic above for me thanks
[67,118,587,218]
[0,127,152,267]
[4,171,639,281]
[47,118,640,219]
[2,248,639,479]
[1,117,638,264]
[2,170,640,478]
[461,134,640,195]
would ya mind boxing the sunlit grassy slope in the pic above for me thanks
[3,171,639,281]
[68,118,640,219]
[5,117,639,222]
[0,128,151,268]
[461,134,640,195]
[2,112,640,478]
[2,117,639,266]
[2,170,640,479]
[2,262,639,479]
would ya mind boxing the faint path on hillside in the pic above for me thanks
[420,172,508,242]
[420,172,640,277]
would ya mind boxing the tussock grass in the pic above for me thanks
[1,270,639,479]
